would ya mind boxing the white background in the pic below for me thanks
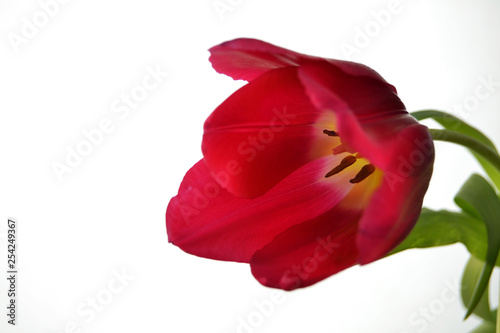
[1,0,500,332]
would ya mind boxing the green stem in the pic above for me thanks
[497,312,499,332]
[431,128,500,326]
[497,282,500,333]
[429,129,500,177]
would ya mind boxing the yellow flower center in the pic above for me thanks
[322,129,376,184]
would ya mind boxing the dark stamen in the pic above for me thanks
[349,164,376,183]
[325,155,357,178]
[323,129,338,137]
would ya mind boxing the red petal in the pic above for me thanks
[209,38,397,90]
[203,66,332,198]
[297,61,434,263]
[250,206,362,290]
[166,155,363,263]
[209,38,319,82]
[298,61,411,169]
[356,124,434,264]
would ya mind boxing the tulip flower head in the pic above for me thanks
[166,38,434,290]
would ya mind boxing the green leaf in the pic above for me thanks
[411,110,500,191]
[461,255,492,322]
[388,209,492,263]
[454,174,500,319]
[470,321,496,333]
[475,154,500,193]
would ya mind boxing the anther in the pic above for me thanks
[325,155,357,178]
[323,129,338,137]
[349,164,376,183]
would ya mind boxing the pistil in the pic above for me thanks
[323,128,376,183]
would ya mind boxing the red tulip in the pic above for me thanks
[166,38,434,290]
